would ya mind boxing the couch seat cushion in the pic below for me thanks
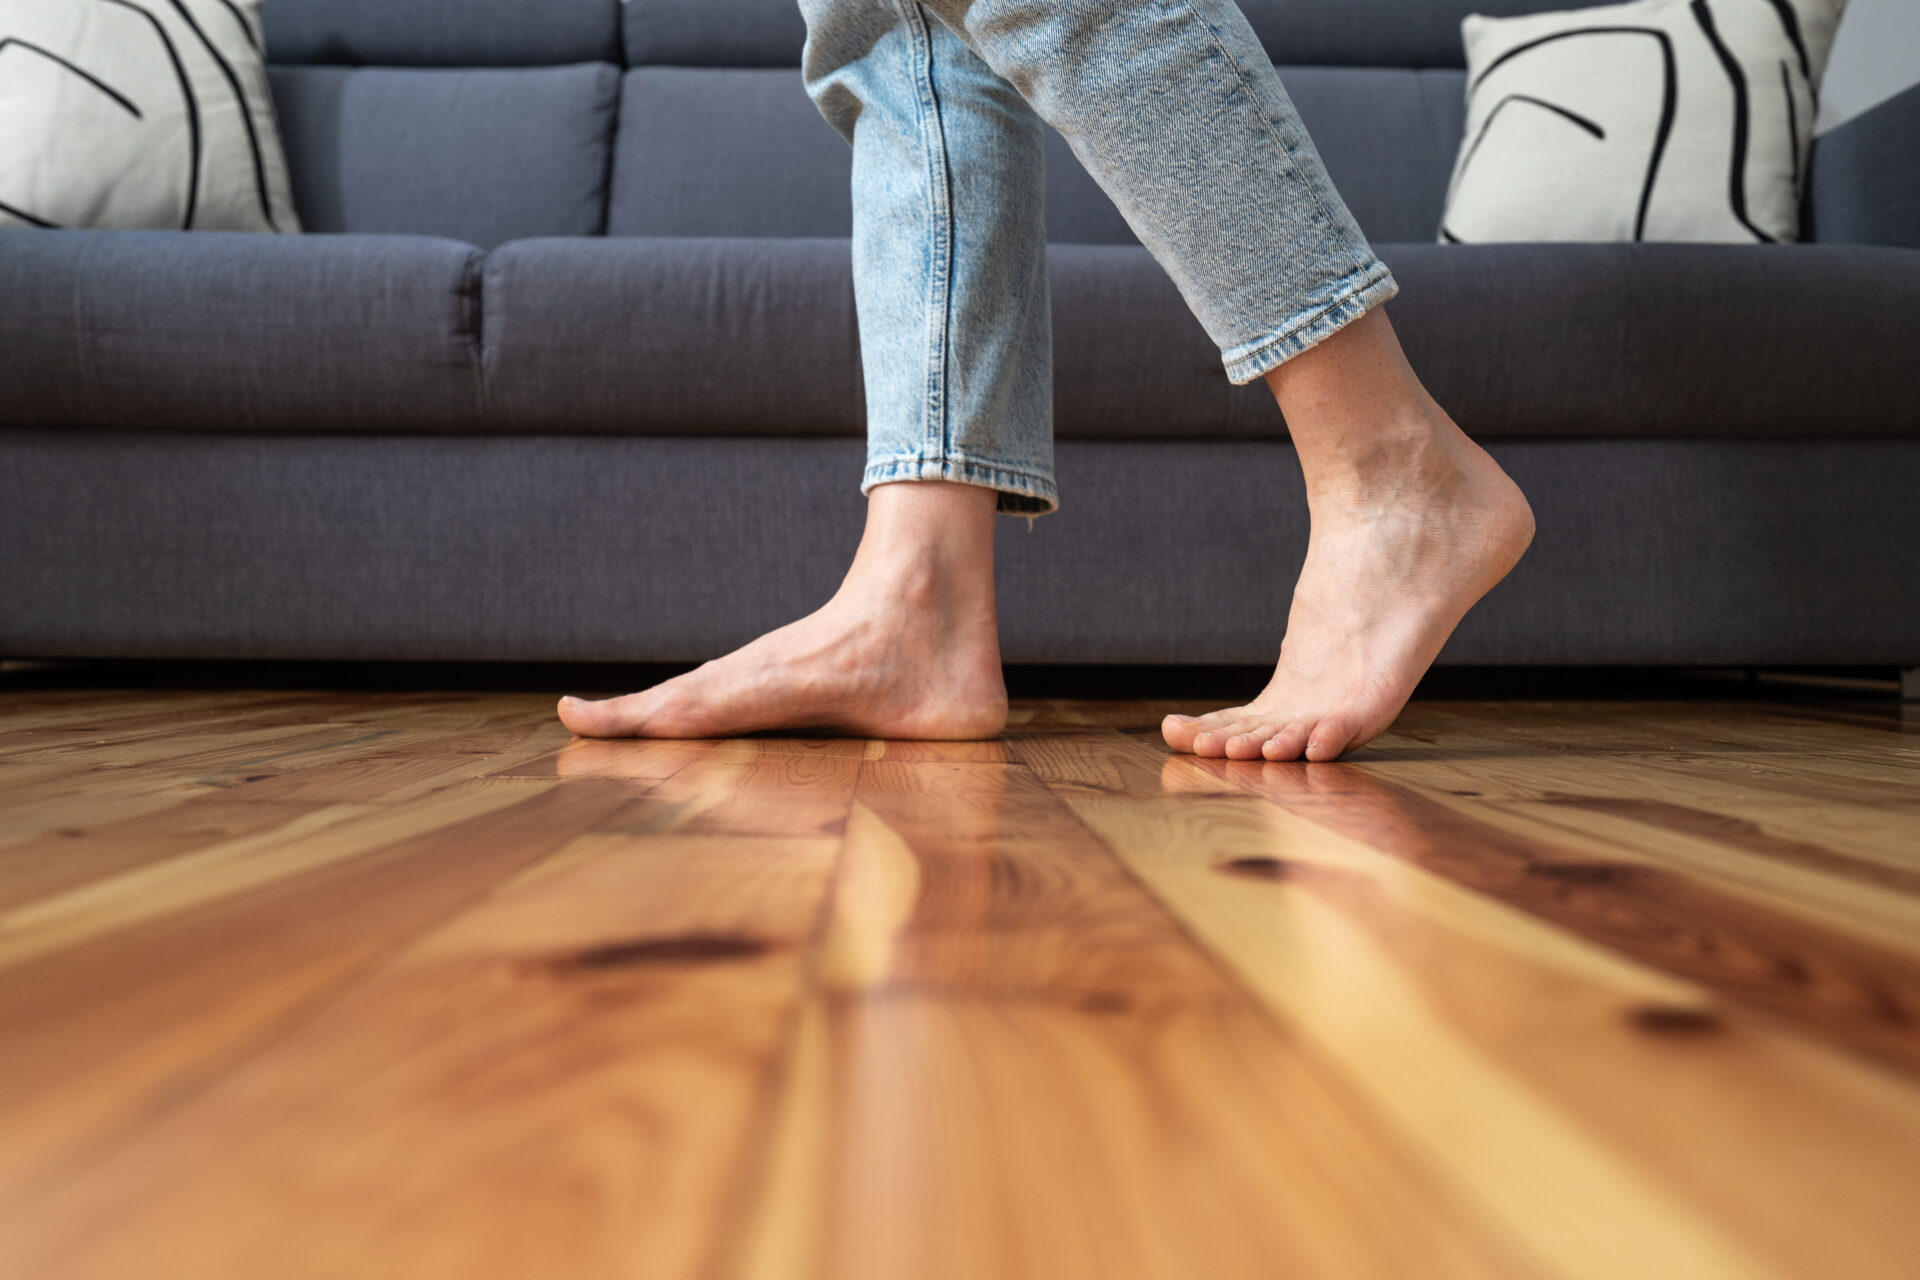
[1381,243,1920,439]
[0,229,482,431]
[481,237,863,436]
[481,236,1920,442]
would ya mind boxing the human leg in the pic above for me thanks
[917,0,1399,382]
[912,0,1532,759]
[1160,309,1534,761]
[559,1,1050,740]
[811,0,1057,513]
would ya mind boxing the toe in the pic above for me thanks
[1172,706,1249,756]
[1261,723,1310,761]
[556,694,600,736]
[1304,717,1352,762]
[558,692,655,739]
[1224,727,1274,760]
[1202,713,1271,760]
[1202,714,1268,759]
[1193,718,1259,757]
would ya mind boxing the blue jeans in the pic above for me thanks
[800,0,1399,515]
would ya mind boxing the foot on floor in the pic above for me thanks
[1163,409,1533,763]
[558,483,1008,741]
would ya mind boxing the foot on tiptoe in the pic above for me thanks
[557,484,1008,741]
[1162,410,1533,763]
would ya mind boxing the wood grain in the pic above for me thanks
[1,687,1917,1279]
[1019,730,1920,1280]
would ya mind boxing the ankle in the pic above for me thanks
[1296,406,1466,503]
[841,547,991,612]
[843,480,998,609]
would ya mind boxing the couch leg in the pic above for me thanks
[1903,668,1920,702]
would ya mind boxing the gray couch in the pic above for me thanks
[4,0,1917,672]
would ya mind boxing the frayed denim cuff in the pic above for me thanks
[1220,261,1400,385]
[862,453,1059,516]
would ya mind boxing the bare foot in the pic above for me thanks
[1163,310,1534,762]
[557,483,1007,740]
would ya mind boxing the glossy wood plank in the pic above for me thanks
[0,778,642,1206]
[3,688,1918,1280]
[0,782,537,969]
[5,829,843,1280]
[726,765,1523,1280]
[0,796,329,913]
[1126,736,1920,1075]
[1016,729,1920,1280]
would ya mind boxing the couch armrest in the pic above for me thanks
[1808,81,1920,248]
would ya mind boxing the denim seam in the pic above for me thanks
[897,0,955,465]
[1172,0,1369,279]
[1220,261,1399,384]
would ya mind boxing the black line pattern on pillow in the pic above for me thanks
[0,0,280,231]
[210,0,261,52]
[1444,26,1679,243]
[0,199,57,228]
[0,38,144,118]
[1780,61,1799,185]
[1765,0,1812,83]
[93,0,201,230]
[160,0,277,229]
[1690,0,1774,243]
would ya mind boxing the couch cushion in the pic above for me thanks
[606,66,1135,243]
[606,66,1465,245]
[269,65,619,248]
[0,229,482,431]
[624,0,808,68]
[1060,241,1920,441]
[9,433,1918,665]
[1238,0,1622,69]
[481,237,863,435]
[479,235,1920,442]
[620,0,1613,69]
[1380,243,1920,440]
[264,0,620,67]
[1810,85,1920,249]
[607,69,852,240]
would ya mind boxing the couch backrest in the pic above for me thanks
[262,0,1614,247]
[263,0,623,247]
[615,0,1618,70]
[604,64,1468,245]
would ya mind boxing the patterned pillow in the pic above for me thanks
[0,0,299,231]
[1439,0,1846,243]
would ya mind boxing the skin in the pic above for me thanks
[557,307,1535,760]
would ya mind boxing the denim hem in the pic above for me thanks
[1220,262,1401,386]
[862,453,1059,516]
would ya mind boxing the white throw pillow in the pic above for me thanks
[0,0,299,231]
[1440,0,1846,244]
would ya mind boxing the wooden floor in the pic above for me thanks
[1,684,1918,1279]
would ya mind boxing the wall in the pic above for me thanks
[1819,0,1920,132]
